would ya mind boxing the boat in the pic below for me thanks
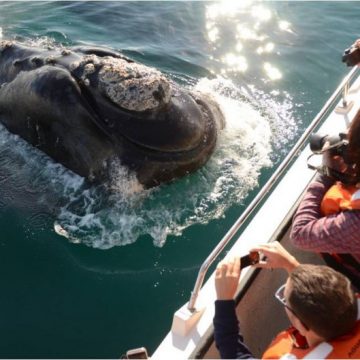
[127,66,360,359]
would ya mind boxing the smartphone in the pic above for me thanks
[240,251,260,269]
[126,347,148,359]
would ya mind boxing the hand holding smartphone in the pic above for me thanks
[239,251,260,269]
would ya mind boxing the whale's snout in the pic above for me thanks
[190,90,225,132]
[122,85,226,187]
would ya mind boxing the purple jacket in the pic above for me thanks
[290,174,360,288]
[290,175,360,259]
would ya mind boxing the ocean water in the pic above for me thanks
[0,1,359,358]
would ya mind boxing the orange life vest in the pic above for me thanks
[262,320,360,359]
[319,182,360,288]
[321,182,360,215]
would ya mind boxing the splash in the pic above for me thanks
[8,86,290,250]
[0,39,297,250]
[26,36,63,49]
[51,76,283,249]
[0,75,296,249]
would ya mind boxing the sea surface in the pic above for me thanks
[0,1,359,358]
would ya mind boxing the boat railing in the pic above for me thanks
[187,66,359,312]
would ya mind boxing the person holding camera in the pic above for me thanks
[213,242,360,359]
[290,40,360,289]
[290,108,360,289]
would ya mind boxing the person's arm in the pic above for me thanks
[290,175,360,253]
[213,258,254,359]
[213,300,253,359]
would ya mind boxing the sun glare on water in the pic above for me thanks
[204,0,291,82]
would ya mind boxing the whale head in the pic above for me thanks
[73,55,226,187]
[0,41,225,188]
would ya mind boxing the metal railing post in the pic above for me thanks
[343,81,349,108]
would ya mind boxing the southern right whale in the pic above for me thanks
[0,40,225,187]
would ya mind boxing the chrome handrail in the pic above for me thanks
[343,81,350,108]
[188,66,359,312]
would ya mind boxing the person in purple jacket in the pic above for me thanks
[291,106,360,288]
[291,39,360,288]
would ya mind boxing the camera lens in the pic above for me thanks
[309,133,327,153]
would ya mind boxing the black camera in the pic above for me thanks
[307,132,359,184]
[342,44,360,67]
[309,132,348,157]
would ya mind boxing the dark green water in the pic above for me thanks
[0,1,359,358]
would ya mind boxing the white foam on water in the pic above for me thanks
[196,77,273,169]
[51,85,267,248]
[26,36,65,50]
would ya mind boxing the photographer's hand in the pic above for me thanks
[215,257,241,300]
[322,141,348,173]
[250,242,300,273]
